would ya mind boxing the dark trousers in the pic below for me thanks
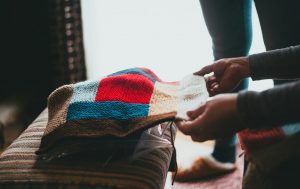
[199,0,300,164]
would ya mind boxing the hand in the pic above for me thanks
[195,57,251,96]
[176,94,246,142]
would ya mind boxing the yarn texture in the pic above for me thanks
[37,68,208,157]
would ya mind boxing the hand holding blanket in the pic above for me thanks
[36,68,208,159]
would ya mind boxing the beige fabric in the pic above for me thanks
[44,85,73,136]
[148,82,179,116]
[149,75,208,120]
[176,75,208,120]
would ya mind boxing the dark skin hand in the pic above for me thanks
[176,94,246,142]
[194,57,251,96]
[176,57,250,141]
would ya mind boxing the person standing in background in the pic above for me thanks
[175,0,300,181]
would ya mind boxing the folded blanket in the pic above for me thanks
[36,68,208,159]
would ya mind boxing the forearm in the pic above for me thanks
[248,45,300,80]
[237,81,300,130]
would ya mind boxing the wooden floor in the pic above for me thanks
[165,132,244,189]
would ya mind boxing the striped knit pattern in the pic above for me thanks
[0,109,174,189]
[37,68,208,158]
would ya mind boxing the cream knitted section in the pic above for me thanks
[176,74,208,120]
[148,82,179,116]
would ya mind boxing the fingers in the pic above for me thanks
[206,78,220,96]
[206,75,226,96]
[176,111,205,133]
[194,65,213,76]
[175,120,195,135]
[187,104,206,120]
[206,73,241,95]
[175,103,207,136]
[176,117,207,141]
[210,82,219,91]
[206,75,217,86]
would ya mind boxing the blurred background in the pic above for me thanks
[81,0,273,91]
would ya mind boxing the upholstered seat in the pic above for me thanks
[0,109,175,189]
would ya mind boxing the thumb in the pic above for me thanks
[176,114,205,135]
[175,120,193,135]
[194,65,213,76]
[187,104,206,120]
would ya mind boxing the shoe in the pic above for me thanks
[174,155,236,182]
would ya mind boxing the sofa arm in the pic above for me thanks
[0,109,175,189]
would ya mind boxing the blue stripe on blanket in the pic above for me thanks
[67,101,149,121]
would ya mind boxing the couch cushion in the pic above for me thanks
[0,109,174,189]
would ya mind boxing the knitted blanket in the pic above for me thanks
[36,68,208,160]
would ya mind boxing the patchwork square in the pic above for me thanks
[95,73,154,104]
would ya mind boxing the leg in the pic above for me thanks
[200,0,252,60]
[175,0,252,182]
[254,0,300,51]
[212,78,249,163]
